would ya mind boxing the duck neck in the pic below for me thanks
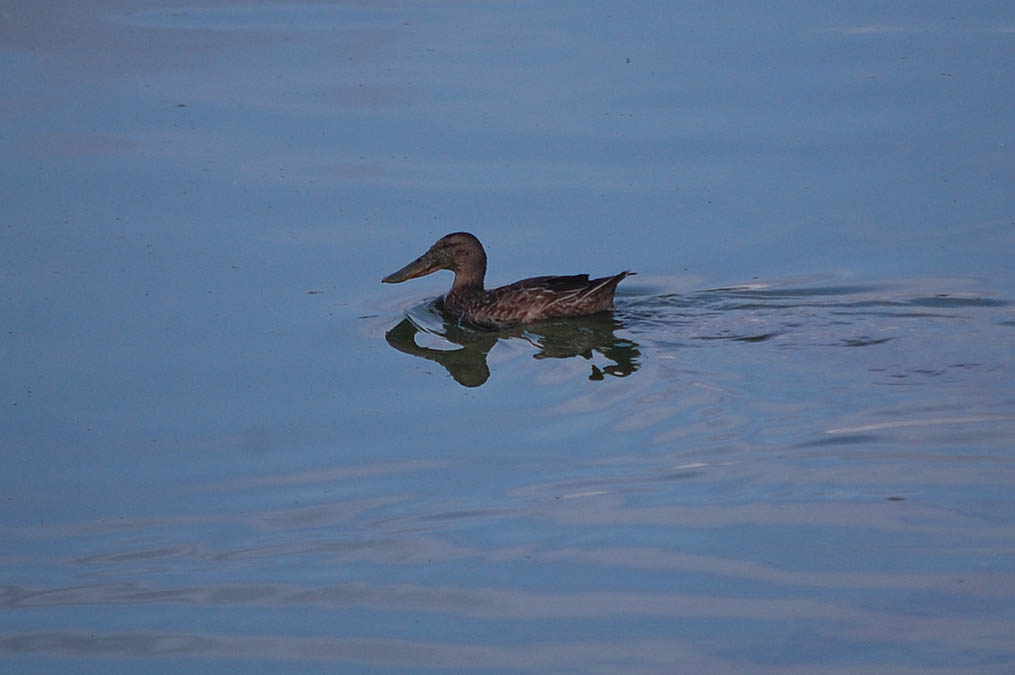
[450,269,484,295]
[452,250,486,289]
[446,263,486,310]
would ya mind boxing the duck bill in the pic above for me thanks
[382,251,440,283]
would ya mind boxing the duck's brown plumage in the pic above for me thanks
[383,232,631,329]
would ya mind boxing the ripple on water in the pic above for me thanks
[7,275,1010,672]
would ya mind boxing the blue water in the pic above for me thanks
[2,2,1014,673]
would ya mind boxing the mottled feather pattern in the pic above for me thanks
[447,271,631,329]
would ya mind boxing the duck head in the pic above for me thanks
[382,232,488,286]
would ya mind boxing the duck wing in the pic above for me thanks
[473,271,631,326]
[500,274,591,293]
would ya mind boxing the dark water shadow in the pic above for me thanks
[385,301,640,387]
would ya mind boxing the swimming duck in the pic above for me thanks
[382,232,632,329]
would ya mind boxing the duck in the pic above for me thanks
[382,232,632,329]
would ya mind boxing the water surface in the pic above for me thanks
[2,1,1014,673]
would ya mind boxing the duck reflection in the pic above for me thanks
[385,307,640,387]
